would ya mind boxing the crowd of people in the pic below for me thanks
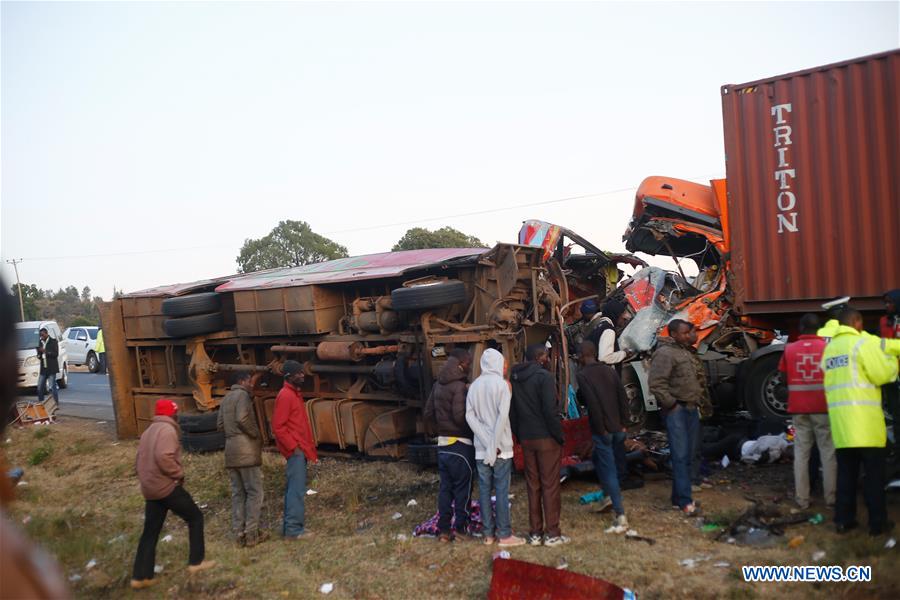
[2,284,898,596]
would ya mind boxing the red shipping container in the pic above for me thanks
[721,49,900,315]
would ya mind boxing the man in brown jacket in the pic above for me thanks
[132,399,215,589]
[649,320,709,515]
[217,371,266,546]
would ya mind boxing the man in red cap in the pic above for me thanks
[272,360,318,539]
[131,399,215,589]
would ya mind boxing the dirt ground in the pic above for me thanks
[3,418,899,599]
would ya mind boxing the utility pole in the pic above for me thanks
[5,259,26,322]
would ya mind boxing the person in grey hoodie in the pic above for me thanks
[465,348,525,547]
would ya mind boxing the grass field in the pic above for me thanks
[3,417,899,599]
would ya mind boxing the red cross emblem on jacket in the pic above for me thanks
[778,335,827,414]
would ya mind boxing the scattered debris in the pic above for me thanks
[679,556,711,569]
[406,499,417,507]
[701,523,722,533]
[812,551,827,561]
[4,438,10,444]
[808,513,824,525]
[721,455,730,468]
[428,564,439,570]
[154,565,164,574]
[579,490,606,505]
[713,562,730,568]
[107,534,125,544]
[319,582,334,594]
[162,534,173,543]
[788,535,805,548]
[556,557,569,570]
[111,442,120,446]
[391,512,403,520]
[68,574,82,583]
[492,551,511,561]
[624,530,656,545]
[16,481,28,487]
[199,504,209,509]
[394,534,408,542]
[886,538,897,550]
[21,515,31,525]
[95,421,107,425]
[85,559,97,571]
[356,518,373,532]
[306,489,318,496]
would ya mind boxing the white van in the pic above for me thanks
[16,321,69,391]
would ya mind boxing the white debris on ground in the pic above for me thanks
[85,559,97,571]
[391,512,403,520]
[306,489,318,496]
[319,582,334,594]
[161,534,173,543]
[406,499,417,507]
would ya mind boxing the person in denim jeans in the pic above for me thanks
[272,361,318,539]
[576,341,630,529]
[649,320,707,516]
[466,349,525,547]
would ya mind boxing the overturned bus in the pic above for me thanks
[101,237,642,460]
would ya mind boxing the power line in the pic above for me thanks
[4,172,724,261]
[322,188,635,235]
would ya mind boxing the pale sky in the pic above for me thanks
[2,1,898,298]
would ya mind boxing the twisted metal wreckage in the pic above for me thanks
[101,183,791,461]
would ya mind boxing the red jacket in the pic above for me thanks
[778,335,827,414]
[880,315,900,339]
[272,382,318,463]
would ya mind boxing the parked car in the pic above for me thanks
[16,320,69,391]
[62,326,101,372]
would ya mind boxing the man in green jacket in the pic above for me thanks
[217,372,266,546]
[823,308,899,536]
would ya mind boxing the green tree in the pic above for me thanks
[392,226,484,251]
[236,220,349,273]
[10,284,42,321]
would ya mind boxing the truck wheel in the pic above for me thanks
[746,353,789,422]
[162,292,222,318]
[181,430,225,453]
[391,281,467,311]
[87,352,99,373]
[58,365,68,389]
[163,312,224,338]
[178,412,219,433]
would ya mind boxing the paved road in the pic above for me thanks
[17,372,115,421]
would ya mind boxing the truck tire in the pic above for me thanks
[181,430,225,453]
[178,412,219,434]
[391,281,467,311]
[745,353,789,423]
[162,292,222,318]
[163,312,224,338]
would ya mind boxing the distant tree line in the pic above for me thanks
[236,221,484,273]
[10,284,106,327]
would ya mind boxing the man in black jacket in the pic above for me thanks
[35,328,59,405]
[576,341,630,528]
[423,349,474,542]
[511,344,568,546]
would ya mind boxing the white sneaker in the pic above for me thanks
[614,514,629,529]
[544,535,570,547]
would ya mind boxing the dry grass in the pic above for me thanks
[3,418,900,599]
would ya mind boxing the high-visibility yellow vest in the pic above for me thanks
[822,326,899,448]
[95,329,105,354]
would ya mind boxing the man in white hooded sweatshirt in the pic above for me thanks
[466,348,526,547]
